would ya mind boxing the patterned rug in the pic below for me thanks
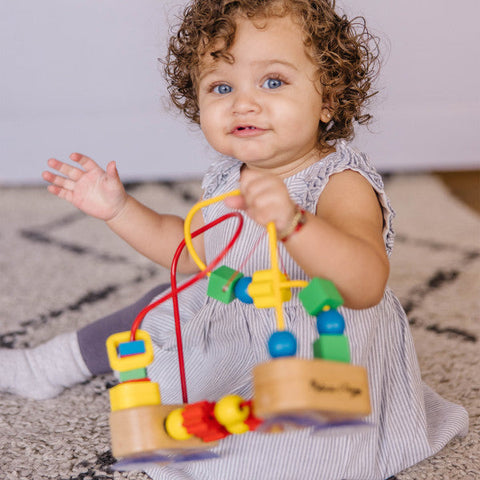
[0,174,478,480]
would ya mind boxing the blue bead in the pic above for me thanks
[118,340,146,357]
[268,331,297,358]
[316,309,345,335]
[234,276,253,304]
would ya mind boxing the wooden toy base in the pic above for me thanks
[110,404,216,459]
[253,357,371,422]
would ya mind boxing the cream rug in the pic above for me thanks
[0,174,478,479]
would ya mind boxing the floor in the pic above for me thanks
[435,170,480,214]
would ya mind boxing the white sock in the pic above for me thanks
[0,331,92,400]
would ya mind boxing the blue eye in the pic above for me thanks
[213,84,232,94]
[262,78,283,89]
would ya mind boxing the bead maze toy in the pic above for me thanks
[105,190,371,470]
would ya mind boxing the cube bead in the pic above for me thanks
[118,340,146,357]
[313,334,350,363]
[207,266,243,304]
[299,278,344,316]
[119,367,148,382]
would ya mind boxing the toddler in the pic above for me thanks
[0,0,468,479]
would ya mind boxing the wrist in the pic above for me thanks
[277,204,307,242]
[106,193,131,225]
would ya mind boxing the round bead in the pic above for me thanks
[214,394,250,434]
[165,407,193,440]
[268,331,297,358]
[316,309,345,335]
[234,276,253,304]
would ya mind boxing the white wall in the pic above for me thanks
[1,0,478,184]
[350,0,480,172]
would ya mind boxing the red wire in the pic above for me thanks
[237,230,267,274]
[129,212,244,404]
[278,243,288,277]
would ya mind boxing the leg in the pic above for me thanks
[0,283,170,399]
[77,283,170,374]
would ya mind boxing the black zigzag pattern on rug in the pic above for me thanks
[395,235,478,344]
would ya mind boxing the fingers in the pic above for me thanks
[43,153,104,191]
[42,169,77,192]
[224,194,247,210]
[69,152,101,172]
[45,183,74,203]
[106,160,119,179]
[240,170,286,208]
[237,169,295,229]
[45,158,85,182]
[47,152,100,174]
[43,153,98,179]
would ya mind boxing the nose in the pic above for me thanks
[232,88,261,115]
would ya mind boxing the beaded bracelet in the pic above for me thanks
[278,205,307,243]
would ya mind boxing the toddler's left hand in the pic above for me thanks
[224,169,296,233]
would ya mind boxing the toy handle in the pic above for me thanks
[184,189,241,272]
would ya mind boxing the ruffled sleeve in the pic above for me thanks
[286,140,396,256]
[201,157,241,200]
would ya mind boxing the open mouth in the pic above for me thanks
[232,125,265,136]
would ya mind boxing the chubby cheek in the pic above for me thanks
[277,98,322,140]
[270,98,302,127]
[199,111,230,155]
[282,96,317,123]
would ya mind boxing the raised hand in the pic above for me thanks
[42,153,128,221]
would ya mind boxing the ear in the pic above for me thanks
[320,106,333,124]
[319,89,335,123]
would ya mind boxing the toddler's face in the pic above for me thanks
[197,14,331,176]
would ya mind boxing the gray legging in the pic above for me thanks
[77,283,170,375]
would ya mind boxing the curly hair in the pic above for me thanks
[164,0,380,149]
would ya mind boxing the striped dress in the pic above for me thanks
[142,141,468,480]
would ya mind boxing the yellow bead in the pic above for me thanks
[165,408,193,440]
[106,330,154,372]
[214,394,249,428]
[248,269,291,308]
[225,422,250,435]
[109,380,161,411]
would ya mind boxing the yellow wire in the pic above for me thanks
[184,190,308,333]
[267,223,286,331]
[184,189,241,273]
[283,280,309,289]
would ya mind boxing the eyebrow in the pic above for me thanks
[198,58,299,83]
[198,65,219,83]
[252,59,299,71]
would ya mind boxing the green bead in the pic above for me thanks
[119,367,148,382]
[313,335,350,363]
[299,277,344,315]
[207,266,243,304]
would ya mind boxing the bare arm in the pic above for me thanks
[43,153,204,274]
[225,168,389,309]
[105,194,205,273]
[284,170,389,308]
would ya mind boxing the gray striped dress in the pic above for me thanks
[141,141,468,480]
